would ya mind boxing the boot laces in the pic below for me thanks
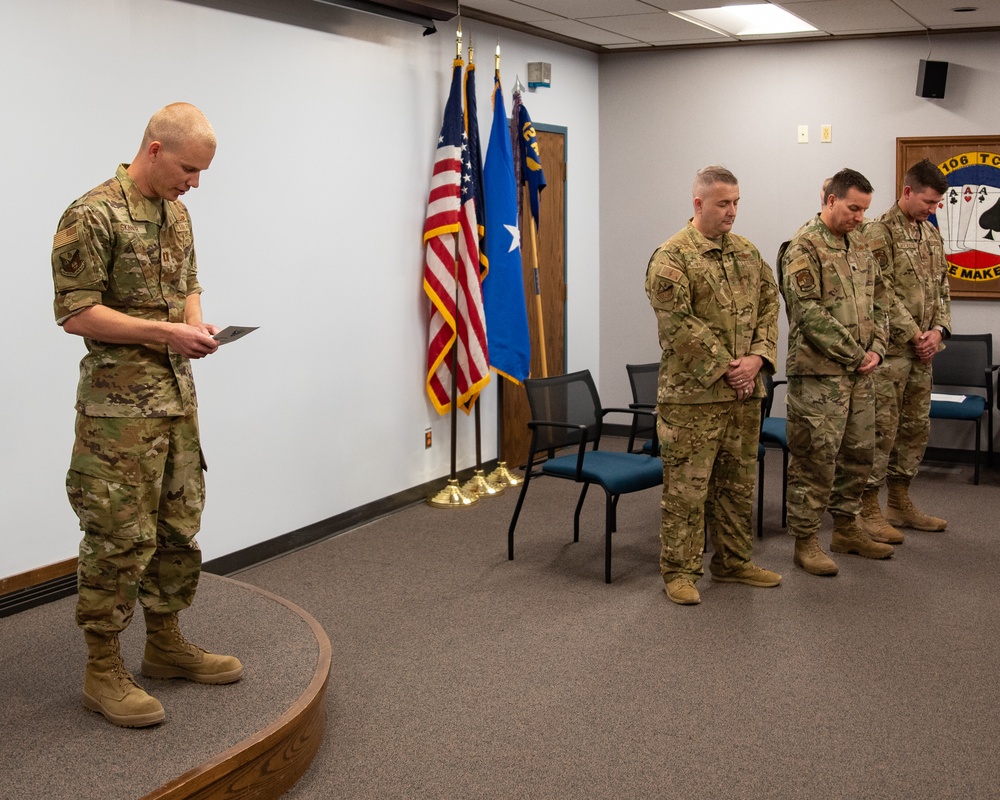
[106,639,140,690]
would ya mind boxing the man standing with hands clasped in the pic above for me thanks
[646,165,781,605]
[779,168,893,577]
[859,160,951,542]
[52,103,242,728]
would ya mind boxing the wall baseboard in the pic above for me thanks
[1,462,497,618]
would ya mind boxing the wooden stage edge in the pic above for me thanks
[142,575,332,800]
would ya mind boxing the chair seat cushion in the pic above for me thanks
[542,451,663,495]
[930,395,986,421]
[760,416,787,447]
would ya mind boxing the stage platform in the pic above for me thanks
[0,573,331,800]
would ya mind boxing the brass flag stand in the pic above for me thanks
[427,26,479,509]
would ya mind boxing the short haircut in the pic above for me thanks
[826,168,873,200]
[903,159,948,194]
[821,177,833,205]
[693,165,738,197]
[142,102,216,151]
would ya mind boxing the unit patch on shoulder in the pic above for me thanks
[794,270,816,293]
[59,250,85,278]
[874,250,889,269]
[53,224,79,250]
[656,285,674,303]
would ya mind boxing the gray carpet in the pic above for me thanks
[0,574,319,800]
[5,445,1000,799]
[236,451,1000,799]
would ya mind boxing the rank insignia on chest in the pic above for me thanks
[59,250,85,277]
[794,270,816,293]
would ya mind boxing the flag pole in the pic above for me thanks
[461,36,504,500]
[522,181,548,377]
[428,23,478,509]
[484,41,523,490]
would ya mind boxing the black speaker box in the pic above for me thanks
[916,60,949,98]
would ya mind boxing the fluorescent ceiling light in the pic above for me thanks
[670,4,818,38]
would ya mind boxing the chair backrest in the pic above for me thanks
[524,369,602,451]
[626,362,659,406]
[762,373,777,419]
[933,333,993,390]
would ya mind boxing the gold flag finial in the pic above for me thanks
[456,19,462,58]
[495,39,500,72]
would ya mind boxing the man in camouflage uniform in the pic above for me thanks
[52,103,241,728]
[645,165,781,605]
[859,160,951,542]
[779,168,894,576]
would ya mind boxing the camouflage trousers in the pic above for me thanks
[868,354,931,487]
[657,400,760,584]
[786,373,874,539]
[67,413,205,636]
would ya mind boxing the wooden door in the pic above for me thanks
[499,129,567,468]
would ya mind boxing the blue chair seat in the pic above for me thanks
[542,451,663,495]
[760,416,787,446]
[930,395,986,421]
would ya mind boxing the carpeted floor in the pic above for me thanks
[5,445,1000,799]
[237,451,1000,800]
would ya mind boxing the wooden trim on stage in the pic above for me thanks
[141,575,332,800]
[0,557,76,597]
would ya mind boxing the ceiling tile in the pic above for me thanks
[461,0,560,23]
[782,0,925,34]
[587,12,732,42]
[519,0,659,18]
[896,0,1000,28]
[526,17,641,45]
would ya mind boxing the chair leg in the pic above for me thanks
[605,491,614,583]
[757,454,764,539]
[573,483,590,542]
[508,470,534,560]
[989,406,994,470]
[781,449,789,527]
[975,419,981,485]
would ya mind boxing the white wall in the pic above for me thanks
[598,32,1000,453]
[0,0,600,578]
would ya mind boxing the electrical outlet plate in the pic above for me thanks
[797,125,809,144]
[820,124,832,143]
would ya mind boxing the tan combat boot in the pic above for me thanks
[141,612,243,684]
[793,535,839,576]
[82,631,165,728]
[664,577,701,605]
[830,514,894,559]
[859,488,904,544]
[885,479,947,531]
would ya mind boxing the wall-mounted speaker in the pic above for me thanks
[916,60,949,99]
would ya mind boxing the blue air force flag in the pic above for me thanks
[482,73,531,384]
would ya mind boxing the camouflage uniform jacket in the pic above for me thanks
[780,214,889,377]
[52,164,202,418]
[866,204,951,358]
[645,222,779,404]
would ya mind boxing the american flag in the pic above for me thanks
[423,58,490,415]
